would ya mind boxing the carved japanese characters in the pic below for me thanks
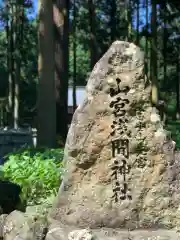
[108,76,132,202]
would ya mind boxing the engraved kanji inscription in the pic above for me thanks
[109,78,130,97]
[119,159,131,174]
[108,75,132,202]
[111,160,120,180]
[109,78,121,97]
[112,139,129,158]
[110,125,127,136]
[112,191,119,202]
[112,118,129,127]
[112,181,121,202]
[119,183,132,200]
[120,86,130,94]
[109,97,129,109]
[113,109,126,117]
[111,170,118,180]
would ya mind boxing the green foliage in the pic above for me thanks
[0,147,64,206]
[166,120,180,149]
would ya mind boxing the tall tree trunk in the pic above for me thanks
[73,0,77,113]
[14,62,20,129]
[136,0,139,45]
[176,49,180,119]
[127,0,132,41]
[7,4,15,126]
[13,1,24,129]
[151,0,158,106]
[145,0,148,57]
[53,0,69,142]
[145,0,149,79]
[4,1,9,126]
[37,0,56,147]
[5,0,11,125]
[163,2,167,86]
[53,0,62,137]
[13,3,20,129]
[88,0,97,69]
[110,0,116,42]
[61,0,69,140]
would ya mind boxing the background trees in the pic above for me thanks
[0,0,179,147]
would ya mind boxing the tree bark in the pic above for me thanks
[53,0,63,137]
[136,0,140,45]
[163,2,167,86]
[53,0,69,142]
[145,0,149,79]
[176,47,180,119]
[151,0,158,106]
[73,0,77,113]
[7,3,15,126]
[37,0,56,147]
[127,0,132,41]
[13,3,21,129]
[110,0,116,42]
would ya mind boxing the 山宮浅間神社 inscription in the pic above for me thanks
[109,77,132,202]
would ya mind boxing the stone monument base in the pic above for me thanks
[45,224,180,240]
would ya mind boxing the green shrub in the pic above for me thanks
[0,147,64,206]
[166,120,180,149]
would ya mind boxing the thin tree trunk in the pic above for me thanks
[73,0,77,113]
[88,0,97,69]
[145,0,148,57]
[8,5,15,126]
[14,3,20,129]
[176,49,180,119]
[127,0,132,41]
[5,0,11,125]
[136,0,139,45]
[110,0,116,42]
[62,0,69,139]
[151,0,158,106]
[37,0,56,147]
[13,1,24,129]
[14,62,20,129]
[163,2,167,85]
[53,0,62,137]
[145,0,149,79]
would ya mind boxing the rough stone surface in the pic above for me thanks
[0,214,8,238]
[45,226,180,240]
[45,226,97,240]
[2,210,48,240]
[49,41,178,229]
[45,224,67,240]
[68,229,96,240]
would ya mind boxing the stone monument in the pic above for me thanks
[48,41,178,230]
